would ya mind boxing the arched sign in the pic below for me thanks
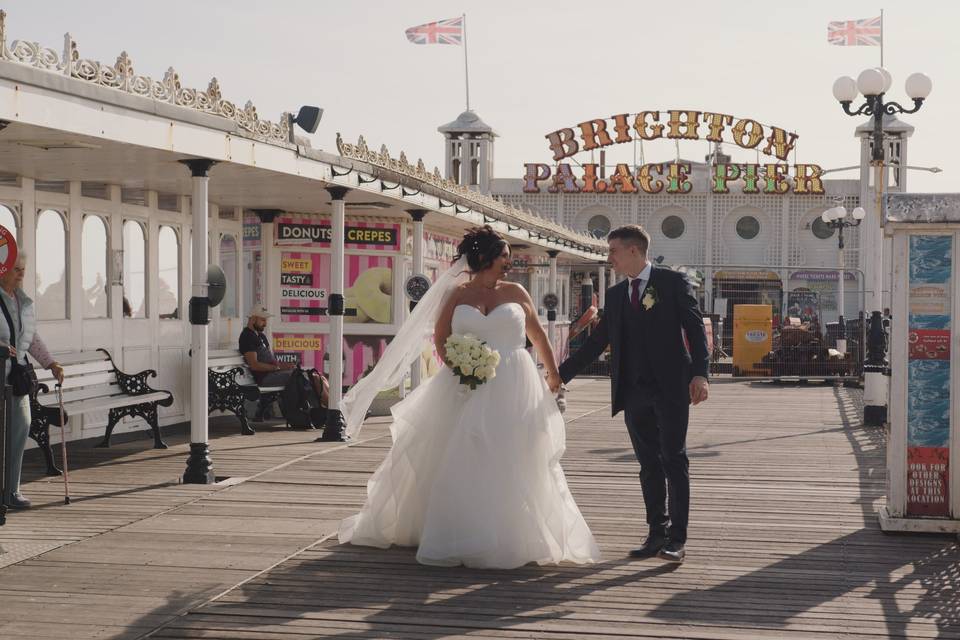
[523,109,825,196]
[0,226,17,278]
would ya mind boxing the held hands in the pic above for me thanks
[689,376,709,405]
[6,345,15,358]
[546,369,562,394]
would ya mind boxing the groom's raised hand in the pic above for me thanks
[689,376,709,405]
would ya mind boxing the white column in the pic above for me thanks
[182,159,216,484]
[837,227,847,354]
[21,177,36,299]
[408,210,426,389]
[320,187,350,441]
[597,263,606,308]
[863,163,888,426]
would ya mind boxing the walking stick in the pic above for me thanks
[55,383,70,505]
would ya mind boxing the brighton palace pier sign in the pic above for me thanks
[523,110,824,196]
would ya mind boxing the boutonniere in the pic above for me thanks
[641,285,658,310]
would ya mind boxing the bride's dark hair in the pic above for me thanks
[455,225,508,273]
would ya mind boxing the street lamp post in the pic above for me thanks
[832,67,932,426]
[820,205,865,354]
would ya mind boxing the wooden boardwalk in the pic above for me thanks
[1,380,958,640]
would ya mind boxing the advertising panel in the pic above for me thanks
[906,235,953,517]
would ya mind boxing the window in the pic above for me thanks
[452,158,461,185]
[736,216,761,240]
[158,226,180,319]
[122,220,147,318]
[470,159,479,185]
[587,214,611,239]
[219,234,238,317]
[0,203,18,238]
[82,215,109,318]
[36,210,67,320]
[811,217,835,240]
[661,215,685,239]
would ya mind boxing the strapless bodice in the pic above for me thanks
[451,302,526,351]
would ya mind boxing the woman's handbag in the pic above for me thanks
[0,294,38,396]
[7,358,37,397]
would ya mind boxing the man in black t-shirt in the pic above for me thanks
[239,305,329,405]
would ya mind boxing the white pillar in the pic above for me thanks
[320,187,349,441]
[837,230,847,354]
[547,250,559,349]
[408,210,427,389]
[597,263,606,308]
[182,159,216,484]
[863,163,888,426]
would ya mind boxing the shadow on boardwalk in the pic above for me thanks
[131,383,960,639]
[649,385,960,638]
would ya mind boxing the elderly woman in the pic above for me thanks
[0,254,64,509]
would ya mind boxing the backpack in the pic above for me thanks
[278,367,326,429]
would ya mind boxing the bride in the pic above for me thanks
[339,225,600,569]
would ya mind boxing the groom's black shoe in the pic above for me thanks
[629,534,666,558]
[658,540,686,563]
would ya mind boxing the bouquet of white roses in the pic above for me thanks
[444,333,500,390]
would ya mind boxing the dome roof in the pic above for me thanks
[438,110,497,136]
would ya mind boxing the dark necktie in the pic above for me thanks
[630,278,642,311]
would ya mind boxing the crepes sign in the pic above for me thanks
[523,110,824,195]
[276,217,400,250]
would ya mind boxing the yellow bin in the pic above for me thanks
[733,304,772,376]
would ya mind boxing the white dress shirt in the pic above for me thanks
[625,262,653,304]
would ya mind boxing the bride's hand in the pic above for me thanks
[546,370,562,394]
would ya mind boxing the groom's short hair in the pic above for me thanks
[608,225,650,254]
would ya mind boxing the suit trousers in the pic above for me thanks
[622,385,690,543]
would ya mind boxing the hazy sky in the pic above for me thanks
[8,1,959,192]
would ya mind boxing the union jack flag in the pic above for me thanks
[828,16,882,46]
[405,16,463,45]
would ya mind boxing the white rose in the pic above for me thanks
[476,365,494,380]
[485,353,499,367]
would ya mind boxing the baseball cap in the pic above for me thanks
[248,304,273,319]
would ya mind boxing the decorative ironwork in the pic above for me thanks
[335,133,607,253]
[95,348,174,448]
[0,10,291,146]
[207,366,260,436]
[28,382,65,476]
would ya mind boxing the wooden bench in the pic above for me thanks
[29,349,174,474]
[206,349,284,436]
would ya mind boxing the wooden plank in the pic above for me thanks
[2,381,958,640]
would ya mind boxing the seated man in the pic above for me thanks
[239,305,329,412]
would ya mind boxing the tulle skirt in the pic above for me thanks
[338,347,601,569]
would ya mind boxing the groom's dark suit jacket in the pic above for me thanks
[559,266,709,416]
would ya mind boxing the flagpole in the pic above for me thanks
[880,8,884,67]
[462,13,471,111]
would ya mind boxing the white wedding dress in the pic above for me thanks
[339,301,600,569]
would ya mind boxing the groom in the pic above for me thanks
[559,225,709,563]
